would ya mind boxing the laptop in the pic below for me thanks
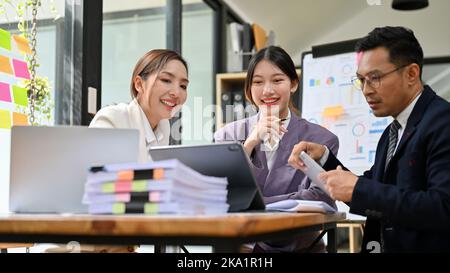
[149,142,266,212]
[9,126,139,214]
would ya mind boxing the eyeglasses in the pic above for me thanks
[351,64,409,91]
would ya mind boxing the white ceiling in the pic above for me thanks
[224,0,450,65]
[224,0,367,60]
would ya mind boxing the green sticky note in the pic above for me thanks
[112,203,125,214]
[144,203,158,214]
[12,85,28,107]
[132,180,147,192]
[102,183,114,193]
[0,109,11,129]
[0,28,11,51]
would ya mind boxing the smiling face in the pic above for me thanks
[250,60,297,118]
[134,59,188,128]
[357,47,419,118]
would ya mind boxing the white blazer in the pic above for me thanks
[89,99,170,162]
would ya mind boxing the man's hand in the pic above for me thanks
[318,166,358,202]
[288,141,326,170]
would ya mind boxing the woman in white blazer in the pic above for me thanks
[90,49,189,162]
[75,50,189,253]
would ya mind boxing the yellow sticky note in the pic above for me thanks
[12,85,28,107]
[0,55,13,75]
[0,28,11,51]
[13,35,32,54]
[12,112,29,126]
[0,109,11,129]
[322,105,344,118]
[112,203,126,214]
[131,180,147,192]
[144,203,158,214]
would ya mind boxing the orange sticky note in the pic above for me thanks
[117,170,133,181]
[13,35,32,54]
[12,112,28,126]
[0,55,13,75]
[322,105,344,118]
[153,168,165,179]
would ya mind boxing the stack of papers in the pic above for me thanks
[266,199,336,214]
[83,159,229,215]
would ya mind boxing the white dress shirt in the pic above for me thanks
[90,99,170,162]
[393,92,422,154]
[263,111,291,171]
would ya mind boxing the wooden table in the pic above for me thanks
[0,212,345,253]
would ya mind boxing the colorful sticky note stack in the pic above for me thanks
[83,159,229,215]
[0,27,31,131]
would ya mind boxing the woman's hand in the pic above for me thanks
[243,115,288,156]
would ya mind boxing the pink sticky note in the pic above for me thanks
[0,82,11,102]
[116,193,130,202]
[356,51,363,66]
[149,192,161,202]
[12,59,30,79]
[115,182,132,193]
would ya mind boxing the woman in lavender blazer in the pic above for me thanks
[214,46,339,252]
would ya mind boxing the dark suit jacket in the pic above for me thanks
[324,86,450,252]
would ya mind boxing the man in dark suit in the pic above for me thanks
[288,26,450,253]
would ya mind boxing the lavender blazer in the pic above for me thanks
[214,111,339,207]
[214,112,339,252]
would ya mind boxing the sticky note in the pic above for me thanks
[0,55,13,75]
[117,170,133,181]
[322,105,344,118]
[0,82,11,102]
[102,183,115,193]
[116,193,130,202]
[12,59,30,79]
[12,112,28,126]
[115,181,132,192]
[356,51,363,66]
[0,109,11,129]
[131,180,147,192]
[0,28,11,51]
[12,85,28,107]
[112,203,126,214]
[12,35,31,54]
[153,168,165,179]
[144,203,158,214]
[149,192,161,202]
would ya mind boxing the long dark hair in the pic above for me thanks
[244,46,299,115]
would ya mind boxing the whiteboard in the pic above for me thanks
[300,52,392,172]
